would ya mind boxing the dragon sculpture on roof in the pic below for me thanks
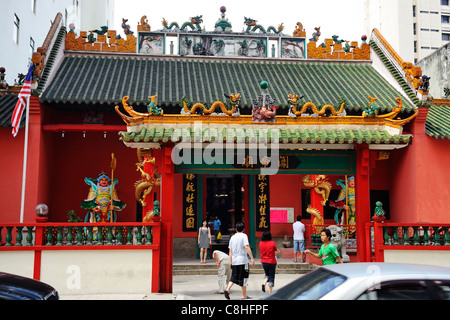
[162,15,204,31]
[180,93,241,116]
[244,17,284,34]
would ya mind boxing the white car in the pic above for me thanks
[265,263,450,300]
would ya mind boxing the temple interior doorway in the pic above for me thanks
[205,174,244,236]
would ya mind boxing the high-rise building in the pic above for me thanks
[365,0,450,63]
[0,0,115,85]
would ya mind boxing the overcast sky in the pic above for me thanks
[114,0,367,42]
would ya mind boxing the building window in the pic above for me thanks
[442,15,450,23]
[442,0,449,6]
[414,23,417,35]
[443,33,450,41]
[13,14,20,44]
[30,37,35,57]
[413,5,416,17]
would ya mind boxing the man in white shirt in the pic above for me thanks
[224,222,255,300]
[293,215,306,262]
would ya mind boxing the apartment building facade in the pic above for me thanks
[365,0,450,63]
[0,0,114,85]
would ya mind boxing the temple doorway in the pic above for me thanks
[205,174,244,236]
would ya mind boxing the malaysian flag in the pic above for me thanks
[11,64,34,137]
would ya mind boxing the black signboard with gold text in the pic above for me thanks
[183,174,198,232]
[255,175,270,231]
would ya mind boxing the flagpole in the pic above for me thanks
[19,95,31,224]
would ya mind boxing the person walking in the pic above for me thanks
[213,250,231,294]
[224,222,255,300]
[198,219,211,264]
[259,231,280,294]
[293,215,306,263]
[305,229,343,265]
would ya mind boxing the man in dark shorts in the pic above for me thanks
[224,222,255,300]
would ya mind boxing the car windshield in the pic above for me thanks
[268,268,347,300]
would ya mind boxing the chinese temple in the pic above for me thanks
[1,8,450,294]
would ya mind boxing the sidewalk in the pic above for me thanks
[61,273,304,300]
[61,258,310,300]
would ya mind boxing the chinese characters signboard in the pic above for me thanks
[183,174,198,232]
[255,175,270,231]
[175,150,355,175]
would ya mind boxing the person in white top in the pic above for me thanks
[224,222,255,300]
[293,215,306,263]
[213,250,231,294]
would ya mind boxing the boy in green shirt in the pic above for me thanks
[306,229,343,265]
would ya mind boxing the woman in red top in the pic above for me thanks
[259,231,280,294]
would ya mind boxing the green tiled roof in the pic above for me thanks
[41,54,416,114]
[119,127,413,145]
[426,106,450,139]
[369,40,421,106]
[0,95,20,129]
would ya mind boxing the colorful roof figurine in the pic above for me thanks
[6,6,450,143]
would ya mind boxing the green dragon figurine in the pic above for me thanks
[444,87,450,98]
[244,17,284,34]
[147,95,163,116]
[162,15,203,31]
[363,96,379,117]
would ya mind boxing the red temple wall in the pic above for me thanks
[44,132,139,222]
[390,132,450,224]
[2,115,450,228]
[0,128,26,223]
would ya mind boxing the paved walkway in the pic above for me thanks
[61,258,310,300]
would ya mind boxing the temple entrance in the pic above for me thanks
[205,174,244,236]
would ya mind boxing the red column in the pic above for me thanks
[355,144,371,262]
[155,146,174,293]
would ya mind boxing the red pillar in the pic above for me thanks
[155,146,174,293]
[355,144,371,262]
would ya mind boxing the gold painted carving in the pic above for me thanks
[65,30,137,53]
[293,22,306,38]
[307,38,370,60]
[137,16,151,32]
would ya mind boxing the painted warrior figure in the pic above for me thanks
[81,172,126,222]
[329,176,356,233]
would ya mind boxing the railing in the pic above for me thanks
[0,222,162,293]
[375,223,450,247]
[370,222,450,263]
[305,224,357,250]
[0,222,160,249]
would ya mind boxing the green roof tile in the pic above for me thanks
[41,55,416,114]
[119,127,412,145]
[426,106,450,139]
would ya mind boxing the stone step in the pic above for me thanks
[173,263,317,276]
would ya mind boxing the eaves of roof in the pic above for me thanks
[0,95,20,129]
[119,126,413,146]
[40,53,416,115]
[426,106,450,139]
[369,39,421,107]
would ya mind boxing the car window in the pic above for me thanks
[293,273,346,300]
[358,280,434,300]
[268,268,347,300]
[433,280,450,300]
